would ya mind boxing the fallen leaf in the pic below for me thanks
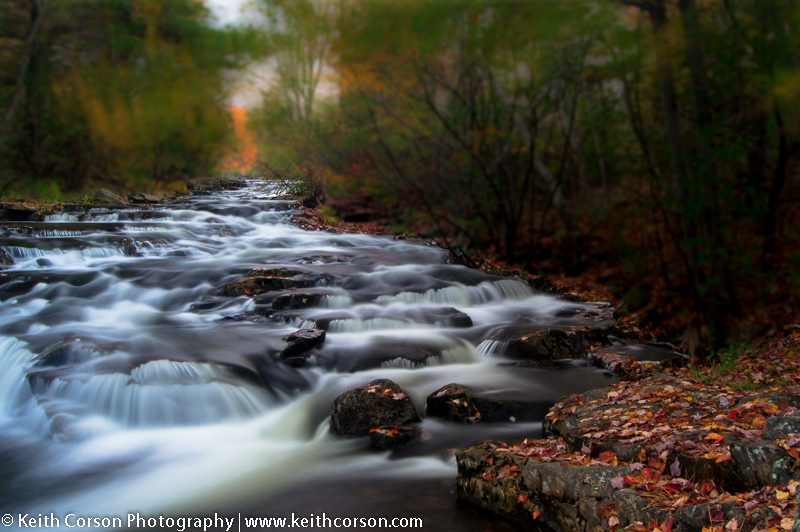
[670,458,682,477]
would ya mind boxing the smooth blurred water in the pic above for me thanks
[0,181,617,529]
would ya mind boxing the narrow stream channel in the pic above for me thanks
[0,181,620,530]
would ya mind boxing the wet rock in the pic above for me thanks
[225,276,315,296]
[426,384,481,422]
[427,383,550,423]
[279,329,326,359]
[247,267,305,278]
[368,424,415,449]
[298,255,346,265]
[330,379,419,436]
[36,258,52,267]
[283,357,306,368]
[564,327,609,356]
[0,248,13,266]
[763,415,800,439]
[94,189,128,204]
[504,329,578,363]
[271,292,324,310]
[0,203,45,222]
[250,305,275,317]
[423,307,473,328]
[555,307,584,318]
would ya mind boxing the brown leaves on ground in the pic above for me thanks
[490,331,800,531]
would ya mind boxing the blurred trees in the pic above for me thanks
[251,0,800,347]
[0,0,251,197]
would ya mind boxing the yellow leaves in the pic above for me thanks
[775,490,789,500]
[763,403,779,415]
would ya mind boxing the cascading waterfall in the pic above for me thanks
[0,180,618,529]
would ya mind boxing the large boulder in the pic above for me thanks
[330,379,420,436]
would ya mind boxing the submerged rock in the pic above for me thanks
[279,329,326,359]
[271,292,325,310]
[330,379,419,436]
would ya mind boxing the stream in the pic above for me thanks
[0,181,623,530]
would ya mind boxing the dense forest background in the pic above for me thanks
[1,0,799,350]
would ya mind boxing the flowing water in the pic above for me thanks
[0,181,622,530]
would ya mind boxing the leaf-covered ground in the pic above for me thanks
[485,332,800,532]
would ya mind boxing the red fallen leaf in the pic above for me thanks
[704,433,725,444]
[728,410,739,419]
[486,456,493,466]
[532,511,540,520]
[517,493,528,504]
[648,456,663,470]
[708,508,725,523]
[482,470,496,481]
[670,458,682,477]
[661,517,674,532]
[641,467,660,481]
[599,451,617,464]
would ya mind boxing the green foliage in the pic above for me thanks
[0,0,256,197]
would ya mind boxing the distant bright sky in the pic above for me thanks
[205,0,251,26]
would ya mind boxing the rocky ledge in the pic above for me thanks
[456,368,800,532]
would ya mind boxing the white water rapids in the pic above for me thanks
[0,181,620,530]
